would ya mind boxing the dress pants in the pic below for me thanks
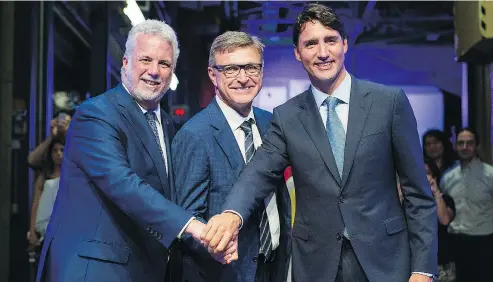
[335,238,369,282]
[452,233,493,282]
[254,254,275,282]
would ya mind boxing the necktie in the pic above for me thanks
[325,96,345,177]
[145,111,166,169]
[325,96,350,238]
[240,119,273,261]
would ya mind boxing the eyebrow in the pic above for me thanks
[158,59,172,64]
[302,35,339,46]
[303,39,319,46]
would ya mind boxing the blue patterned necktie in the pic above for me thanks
[326,96,350,238]
[240,118,273,261]
[325,96,345,177]
[145,111,166,169]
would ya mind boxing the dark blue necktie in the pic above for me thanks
[145,111,166,169]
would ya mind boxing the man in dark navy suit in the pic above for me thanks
[36,20,234,282]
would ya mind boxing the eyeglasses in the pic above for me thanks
[212,63,263,78]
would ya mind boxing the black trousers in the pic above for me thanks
[335,238,369,282]
[452,233,493,282]
[254,254,276,282]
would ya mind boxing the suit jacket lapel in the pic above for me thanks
[253,107,269,137]
[208,99,245,178]
[341,77,373,189]
[298,89,342,185]
[161,110,175,201]
[115,84,170,197]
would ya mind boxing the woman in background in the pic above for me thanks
[423,129,456,173]
[425,159,455,282]
[27,139,64,247]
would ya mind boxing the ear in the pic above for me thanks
[208,67,218,88]
[294,45,301,62]
[122,56,129,72]
[343,38,348,54]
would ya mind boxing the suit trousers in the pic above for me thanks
[451,233,493,282]
[254,254,276,282]
[335,238,369,282]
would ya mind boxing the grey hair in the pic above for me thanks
[124,19,180,68]
[208,31,264,66]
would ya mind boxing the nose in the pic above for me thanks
[317,44,329,60]
[236,69,249,83]
[147,62,159,78]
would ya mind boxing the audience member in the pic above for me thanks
[423,129,456,174]
[441,128,493,282]
[425,159,455,282]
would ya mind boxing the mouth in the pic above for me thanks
[141,78,161,86]
[314,61,334,70]
[231,86,254,93]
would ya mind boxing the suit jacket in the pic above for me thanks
[223,77,438,282]
[172,98,291,282]
[36,84,193,282]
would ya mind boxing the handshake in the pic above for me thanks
[185,212,242,265]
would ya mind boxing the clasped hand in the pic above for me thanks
[188,212,241,265]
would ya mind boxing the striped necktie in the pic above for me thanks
[240,118,274,261]
[145,111,167,169]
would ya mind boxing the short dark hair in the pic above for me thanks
[457,127,480,145]
[293,3,347,47]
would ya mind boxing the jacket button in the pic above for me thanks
[336,233,342,240]
[339,197,346,203]
[252,256,258,263]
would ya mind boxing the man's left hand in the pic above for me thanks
[409,273,433,282]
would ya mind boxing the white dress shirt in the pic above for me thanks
[216,96,281,250]
[215,96,262,160]
[311,70,351,133]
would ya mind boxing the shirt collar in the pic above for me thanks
[123,83,162,125]
[215,95,255,131]
[312,71,352,108]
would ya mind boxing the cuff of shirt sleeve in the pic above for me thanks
[177,217,195,239]
[223,210,243,229]
[412,272,435,280]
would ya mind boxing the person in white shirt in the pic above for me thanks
[441,128,493,282]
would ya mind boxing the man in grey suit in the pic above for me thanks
[172,31,291,282]
[200,4,437,282]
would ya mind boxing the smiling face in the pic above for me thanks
[294,20,348,92]
[122,33,174,109]
[208,46,263,116]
